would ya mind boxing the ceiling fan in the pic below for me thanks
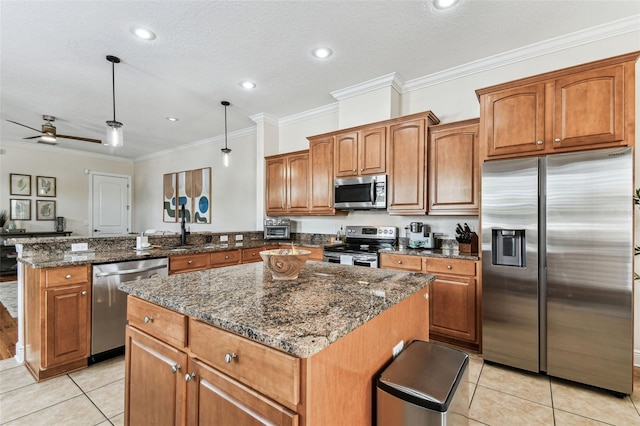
[6,115,101,145]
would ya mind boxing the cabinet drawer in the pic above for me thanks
[241,247,275,263]
[127,296,187,348]
[189,319,300,409]
[169,252,210,274]
[425,258,476,276]
[379,253,423,272]
[210,249,240,267]
[45,265,90,287]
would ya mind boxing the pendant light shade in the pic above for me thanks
[221,101,231,167]
[104,55,123,147]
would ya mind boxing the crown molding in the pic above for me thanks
[330,72,405,101]
[0,139,133,163]
[402,14,640,93]
[278,102,339,127]
[249,112,279,126]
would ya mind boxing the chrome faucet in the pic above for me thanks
[180,204,189,246]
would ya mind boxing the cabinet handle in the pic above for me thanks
[447,265,452,270]
[352,169,356,172]
[185,372,196,382]
[224,353,237,363]
[536,140,543,145]
[252,252,257,256]
[225,255,229,259]
[397,260,402,264]
[81,290,87,296]
[554,138,561,142]
[188,260,193,264]
[143,316,154,324]
[65,274,72,279]
[171,364,182,373]
[360,168,364,172]
[424,293,429,300]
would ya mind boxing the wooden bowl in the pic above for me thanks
[260,249,311,280]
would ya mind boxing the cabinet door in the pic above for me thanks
[308,136,335,213]
[552,64,624,149]
[387,119,427,214]
[359,126,386,175]
[265,157,287,215]
[334,132,359,177]
[43,283,90,368]
[429,274,477,343]
[428,121,479,215]
[483,83,546,157]
[287,152,309,212]
[186,358,298,426]
[125,326,187,426]
[169,253,210,275]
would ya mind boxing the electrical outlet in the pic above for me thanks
[71,243,88,252]
[220,235,228,242]
[235,234,243,241]
[392,340,404,358]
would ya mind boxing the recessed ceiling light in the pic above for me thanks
[433,0,459,10]
[240,80,256,89]
[312,47,332,59]
[131,27,156,40]
[166,117,179,122]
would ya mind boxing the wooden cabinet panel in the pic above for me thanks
[379,253,423,272]
[125,326,187,426]
[308,136,335,214]
[127,296,188,348]
[242,247,270,263]
[425,257,476,276]
[265,157,288,214]
[169,252,210,274]
[189,319,300,409]
[303,246,323,261]
[387,119,427,214]
[45,265,90,287]
[334,127,386,178]
[287,152,309,212]
[265,150,309,216]
[428,119,479,215]
[428,275,477,343]
[187,358,298,426]
[334,132,359,177]
[43,283,90,368]
[210,249,241,268]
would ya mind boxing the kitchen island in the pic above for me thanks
[118,261,433,425]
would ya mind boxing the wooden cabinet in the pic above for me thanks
[210,249,241,268]
[242,246,275,263]
[307,135,336,214]
[24,264,91,381]
[265,150,309,216]
[169,252,210,275]
[428,119,479,215]
[334,126,386,177]
[477,52,639,161]
[379,253,481,351]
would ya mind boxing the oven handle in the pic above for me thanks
[370,181,375,205]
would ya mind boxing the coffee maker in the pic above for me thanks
[408,222,427,248]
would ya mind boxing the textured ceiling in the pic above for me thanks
[1,1,639,159]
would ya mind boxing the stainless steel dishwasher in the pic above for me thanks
[91,257,168,362]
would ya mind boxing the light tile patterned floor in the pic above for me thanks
[0,354,638,425]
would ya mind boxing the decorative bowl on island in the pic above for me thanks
[259,248,311,280]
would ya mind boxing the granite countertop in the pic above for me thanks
[118,261,433,358]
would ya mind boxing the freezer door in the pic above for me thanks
[546,147,633,394]
[481,157,539,372]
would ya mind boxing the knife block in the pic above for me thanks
[458,232,478,254]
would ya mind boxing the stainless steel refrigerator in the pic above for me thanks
[481,147,633,395]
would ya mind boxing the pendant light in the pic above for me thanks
[104,55,123,147]
[221,101,231,167]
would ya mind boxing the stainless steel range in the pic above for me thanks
[323,225,397,268]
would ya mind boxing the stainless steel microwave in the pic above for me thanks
[334,175,387,210]
[264,218,291,240]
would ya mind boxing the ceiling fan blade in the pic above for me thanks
[7,120,42,133]
[23,135,41,140]
[56,134,102,144]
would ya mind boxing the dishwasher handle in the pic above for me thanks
[95,264,168,278]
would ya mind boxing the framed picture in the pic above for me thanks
[10,199,31,220]
[10,174,31,196]
[36,200,56,220]
[163,173,177,222]
[36,176,56,197]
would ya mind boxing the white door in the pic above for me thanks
[91,173,131,236]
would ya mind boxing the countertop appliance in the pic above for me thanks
[92,258,168,362]
[481,147,633,395]
[334,174,386,210]
[407,222,440,249]
[323,225,397,268]
[264,218,292,240]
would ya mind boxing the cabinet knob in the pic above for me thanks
[424,293,429,300]
[361,168,364,172]
[224,353,237,363]
[225,255,229,259]
[81,290,87,296]
[447,265,452,270]
[188,260,193,264]
[143,316,154,324]
[352,169,356,172]
[171,364,181,373]
[554,138,561,142]
[397,260,402,264]
[536,140,543,145]
[252,252,257,256]
[185,372,196,382]
[65,274,72,279]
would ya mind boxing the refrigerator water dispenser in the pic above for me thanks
[492,229,525,267]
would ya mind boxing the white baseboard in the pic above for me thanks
[635,349,640,367]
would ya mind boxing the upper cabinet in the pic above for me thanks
[334,126,386,178]
[477,51,639,161]
[265,150,309,216]
[308,135,337,215]
[428,119,479,215]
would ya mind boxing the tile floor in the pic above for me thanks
[0,353,639,425]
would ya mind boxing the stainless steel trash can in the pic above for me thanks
[377,340,469,425]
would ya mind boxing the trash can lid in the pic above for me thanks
[377,340,469,412]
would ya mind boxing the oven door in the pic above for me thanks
[323,251,378,268]
[264,225,290,240]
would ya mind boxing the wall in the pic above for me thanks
[0,143,133,236]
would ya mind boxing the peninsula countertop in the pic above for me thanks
[118,261,433,358]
